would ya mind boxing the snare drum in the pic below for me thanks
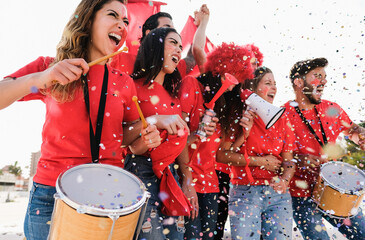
[312,161,365,218]
[48,164,150,240]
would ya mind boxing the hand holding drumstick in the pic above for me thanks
[49,47,129,86]
[132,96,161,149]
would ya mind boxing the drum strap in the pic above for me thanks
[82,64,109,163]
[294,106,328,147]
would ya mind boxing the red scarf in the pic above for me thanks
[150,129,193,216]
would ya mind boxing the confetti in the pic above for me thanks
[295,180,308,189]
[150,95,160,105]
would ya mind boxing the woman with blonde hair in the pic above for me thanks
[0,1,172,239]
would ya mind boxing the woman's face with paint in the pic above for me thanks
[255,72,277,104]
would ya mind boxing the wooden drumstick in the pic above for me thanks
[87,46,128,67]
[52,47,128,84]
[132,96,148,128]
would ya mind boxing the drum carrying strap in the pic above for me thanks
[82,64,109,163]
[294,106,328,147]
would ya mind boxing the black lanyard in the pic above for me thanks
[82,64,109,163]
[294,105,328,147]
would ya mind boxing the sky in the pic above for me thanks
[0,0,364,177]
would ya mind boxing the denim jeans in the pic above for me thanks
[214,170,230,240]
[124,154,184,240]
[184,192,218,240]
[24,181,56,240]
[229,185,293,240]
[292,197,365,240]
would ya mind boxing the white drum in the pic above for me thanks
[312,161,365,218]
[48,164,149,240]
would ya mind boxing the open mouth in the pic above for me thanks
[109,33,121,46]
[172,55,179,64]
[267,93,275,98]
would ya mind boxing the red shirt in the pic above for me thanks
[111,53,188,78]
[133,78,188,175]
[7,57,139,186]
[215,162,231,175]
[110,52,136,75]
[134,79,182,118]
[284,100,352,197]
[179,76,219,193]
[230,115,295,185]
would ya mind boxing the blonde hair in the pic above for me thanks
[43,0,127,102]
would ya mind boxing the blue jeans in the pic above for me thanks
[229,185,293,240]
[124,154,184,240]
[24,181,56,240]
[184,192,218,240]
[292,197,365,240]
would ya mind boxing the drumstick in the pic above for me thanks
[87,46,128,67]
[51,47,128,84]
[132,96,148,128]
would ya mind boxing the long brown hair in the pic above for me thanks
[44,0,127,102]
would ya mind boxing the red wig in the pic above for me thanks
[244,43,264,67]
[204,42,256,83]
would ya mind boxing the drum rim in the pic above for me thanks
[56,163,149,217]
[320,161,365,195]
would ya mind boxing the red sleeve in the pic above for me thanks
[5,56,54,101]
[177,59,187,79]
[179,76,204,132]
[5,56,54,79]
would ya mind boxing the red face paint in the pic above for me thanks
[311,78,321,86]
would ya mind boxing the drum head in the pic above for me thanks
[56,164,147,216]
[321,161,365,194]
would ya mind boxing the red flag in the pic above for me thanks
[126,1,167,56]
[149,129,193,216]
[180,16,215,56]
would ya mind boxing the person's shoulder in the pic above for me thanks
[319,99,342,109]
[29,56,54,71]
[283,100,297,110]
[109,66,131,78]
[320,99,337,105]
[181,75,198,84]
[181,75,202,91]
[111,52,136,62]
[5,56,54,79]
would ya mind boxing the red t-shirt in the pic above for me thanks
[230,115,295,185]
[215,162,231,175]
[111,52,188,78]
[134,78,182,118]
[110,52,136,75]
[133,78,188,174]
[7,57,139,186]
[284,100,352,197]
[179,76,219,193]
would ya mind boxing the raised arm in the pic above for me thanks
[185,4,210,74]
